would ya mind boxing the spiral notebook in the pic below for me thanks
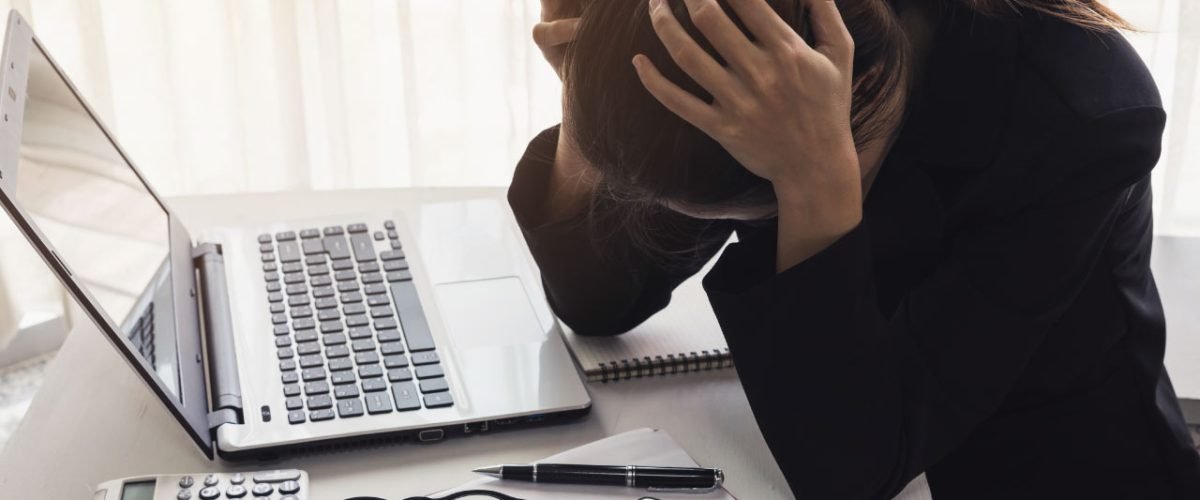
[561,255,733,383]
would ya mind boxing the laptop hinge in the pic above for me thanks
[192,242,244,428]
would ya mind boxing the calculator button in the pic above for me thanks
[230,473,244,485]
[177,490,192,500]
[251,483,273,496]
[203,474,219,486]
[198,487,220,500]
[179,476,195,488]
[226,484,248,498]
[279,480,301,494]
[252,470,302,483]
[281,497,299,500]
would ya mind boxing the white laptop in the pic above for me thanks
[0,11,590,459]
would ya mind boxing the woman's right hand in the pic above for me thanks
[534,0,581,81]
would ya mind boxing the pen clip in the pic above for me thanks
[646,469,724,494]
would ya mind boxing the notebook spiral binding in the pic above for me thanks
[588,348,734,383]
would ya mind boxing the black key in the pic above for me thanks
[278,241,301,263]
[365,392,392,414]
[273,324,289,336]
[280,359,297,371]
[310,275,332,287]
[285,284,307,296]
[370,306,393,318]
[359,262,380,273]
[282,262,303,273]
[276,231,297,241]
[348,327,373,340]
[283,272,305,285]
[350,233,376,263]
[344,303,367,316]
[288,295,311,307]
[390,240,402,249]
[305,381,330,395]
[365,283,387,295]
[390,281,435,351]
[271,314,288,325]
[293,317,316,330]
[299,355,323,368]
[301,367,327,381]
[263,262,278,272]
[324,226,344,236]
[415,364,444,379]
[361,272,383,284]
[358,365,384,378]
[341,292,364,303]
[337,282,360,293]
[334,270,356,282]
[300,228,321,239]
[377,330,402,343]
[308,265,330,276]
[266,282,282,293]
[374,231,385,241]
[348,223,368,233]
[391,382,421,411]
[331,258,354,271]
[294,329,318,343]
[384,220,396,230]
[351,339,376,352]
[310,409,336,421]
[387,229,398,239]
[383,260,409,272]
[387,271,413,282]
[264,271,280,282]
[320,321,344,333]
[419,377,449,394]
[302,238,325,255]
[380,342,405,355]
[262,252,276,263]
[261,243,277,253]
[387,368,412,382]
[306,255,327,266]
[424,392,453,408]
[380,250,405,261]
[257,234,272,244]
[334,385,360,399]
[362,378,388,392]
[328,358,353,371]
[277,348,294,360]
[270,302,286,314]
[410,352,440,365]
[275,336,292,348]
[367,295,391,307]
[384,355,408,368]
[285,397,304,410]
[282,372,299,384]
[326,345,350,358]
[337,398,365,418]
[323,234,351,260]
[290,306,313,319]
[313,286,335,298]
[323,333,347,346]
[346,315,369,327]
[374,317,397,330]
[355,351,380,364]
[307,394,333,409]
[297,342,321,356]
[315,297,339,309]
[283,384,301,397]
[331,371,357,385]
[287,410,305,424]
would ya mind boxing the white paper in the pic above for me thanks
[434,428,736,499]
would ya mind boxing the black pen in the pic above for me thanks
[472,463,724,492]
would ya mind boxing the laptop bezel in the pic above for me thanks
[0,11,214,458]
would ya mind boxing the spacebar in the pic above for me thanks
[390,281,436,352]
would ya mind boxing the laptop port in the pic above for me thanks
[525,414,546,424]
[493,418,520,426]
[463,421,489,434]
[418,429,445,442]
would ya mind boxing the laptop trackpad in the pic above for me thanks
[435,277,546,349]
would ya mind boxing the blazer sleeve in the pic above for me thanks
[507,125,734,336]
[702,107,1167,498]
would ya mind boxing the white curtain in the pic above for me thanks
[1,0,1198,342]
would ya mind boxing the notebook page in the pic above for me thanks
[433,428,736,499]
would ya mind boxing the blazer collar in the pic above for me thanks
[901,6,1023,170]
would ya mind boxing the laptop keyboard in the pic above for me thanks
[259,221,454,425]
[127,303,157,368]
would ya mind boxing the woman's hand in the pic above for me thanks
[633,0,863,268]
[534,0,582,80]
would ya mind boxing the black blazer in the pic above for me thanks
[507,7,1200,499]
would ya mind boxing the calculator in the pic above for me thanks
[93,469,309,500]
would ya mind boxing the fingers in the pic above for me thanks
[532,18,581,49]
[649,0,737,94]
[632,54,720,131]
[807,0,853,63]
[724,0,795,46]
[680,0,756,67]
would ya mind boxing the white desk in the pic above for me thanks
[0,188,930,499]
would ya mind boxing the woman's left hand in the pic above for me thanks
[633,0,863,245]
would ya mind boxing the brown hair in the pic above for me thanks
[961,0,1131,31]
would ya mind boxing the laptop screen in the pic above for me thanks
[13,42,181,397]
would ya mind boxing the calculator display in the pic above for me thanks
[119,481,155,500]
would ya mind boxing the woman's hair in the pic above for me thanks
[560,0,1129,259]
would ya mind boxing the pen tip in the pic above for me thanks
[473,465,502,478]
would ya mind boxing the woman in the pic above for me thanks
[511,0,1200,497]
